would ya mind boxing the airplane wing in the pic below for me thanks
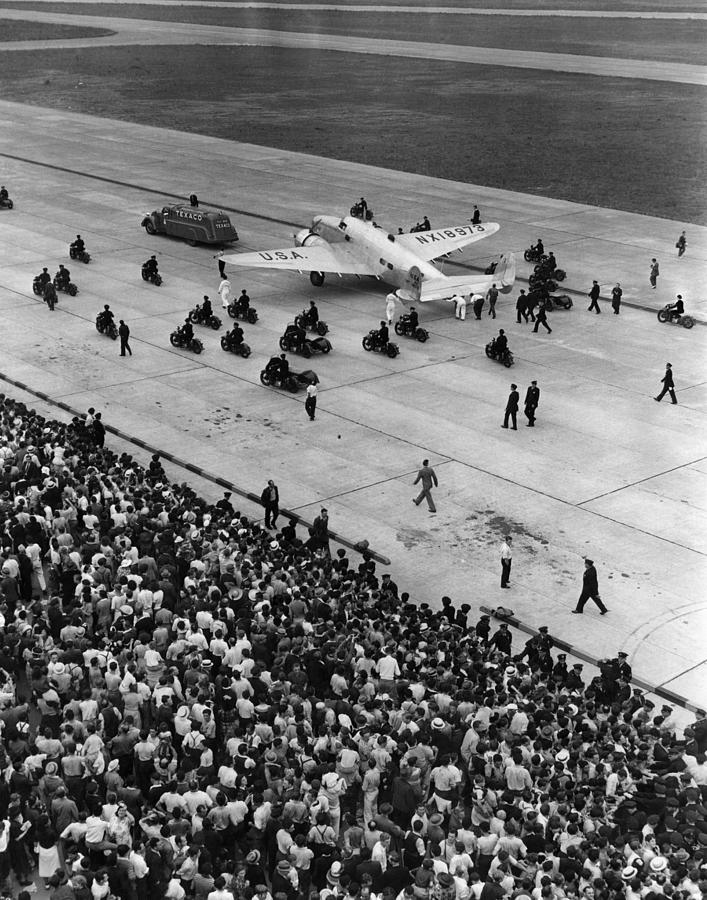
[221,243,375,275]
[397,223,500,261]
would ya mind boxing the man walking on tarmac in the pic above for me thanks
[119,320,132,356]
[413,459,438,513]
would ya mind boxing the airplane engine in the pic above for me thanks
[294,229,327,248]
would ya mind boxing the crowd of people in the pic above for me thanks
[0,393,705,900]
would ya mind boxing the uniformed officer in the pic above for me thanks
[552,652,568,684]
[565,663,584,691]
[475,614,491,644]
[614,651,632,681]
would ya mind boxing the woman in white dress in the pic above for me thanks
[35,814,61,887]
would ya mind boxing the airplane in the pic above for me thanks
[222,214,515,303]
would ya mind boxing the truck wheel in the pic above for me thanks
[144,221,157,235]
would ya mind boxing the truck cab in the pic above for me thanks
[141,204,238,246]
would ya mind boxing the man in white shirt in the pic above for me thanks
[376,647,401,700]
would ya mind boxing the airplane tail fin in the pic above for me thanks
[398,265,423,303]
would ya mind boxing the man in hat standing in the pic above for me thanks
[524,381,540,427]
[572,559,608,615]
[565,664,584,691]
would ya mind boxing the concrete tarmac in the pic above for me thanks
[0,102,705,707]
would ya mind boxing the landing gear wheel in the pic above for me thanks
[310,271,325,287]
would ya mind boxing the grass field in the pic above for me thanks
[2,3,707,63]
[0,17,114,40]
[2,0,706,11]
[1,44,705,223]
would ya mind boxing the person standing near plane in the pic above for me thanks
[486,283,499,319]
[588,280,601,313]
[471,206,481,225]
[385,293,397,326]
[516,290,529,324]
[502,384,519,430]
[218,276,232,311]
[676,231,687,257]
[453,295,467,320]
[413,459,438,513]
[524,381,540,427]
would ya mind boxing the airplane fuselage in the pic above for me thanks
[309,214,471,291]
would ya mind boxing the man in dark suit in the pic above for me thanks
[654,362,677,404]
[572,559,608,615]
[502,384,519,430]
[524,381,540,426]
[260,479,279,529]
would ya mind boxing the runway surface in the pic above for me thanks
[0,101,705,706]
[1,7,706,84]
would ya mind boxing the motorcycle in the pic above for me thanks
[350,201,373,221]
[657,304,695,329]
[295,309,328,336]
[394,315,429,343]
[220,332,251,357]
[32,276,49,296]
[0,196,14,210]
[528,272,558,293]
[53,276,78,296]
[227,301,258,325]
[362,330,400,358]
[534,262,566,282]
[543,294,573,310]
[523,245,545,264]
[279,327,332,358]
[188,305,222,330]
[69,244,91,264]
[259,366,319,393]
[141,264,162,286]
[485,338,514,367]
[95,315,118,340]
[169,330,203,353]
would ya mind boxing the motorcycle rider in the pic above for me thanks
[55,264,70,289]
[228,322,244,347]
[667,294,685,322]
[494,328,509,357]
[267,353,289,382]
[199,295,213,321]
[98,304,115,329]
[376,320,389,348]
[293,321,307,353]
[235,289,250,315]
[72,234,85,254]
[0,185,8,203]
[143,255,159,278]
[179,317,194,344]
[421,216,431,232]
[407,306,419,330]
[305,300,319,327]
[545,251,557,273]
[534,238,544,257]
[37,267,51,289]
